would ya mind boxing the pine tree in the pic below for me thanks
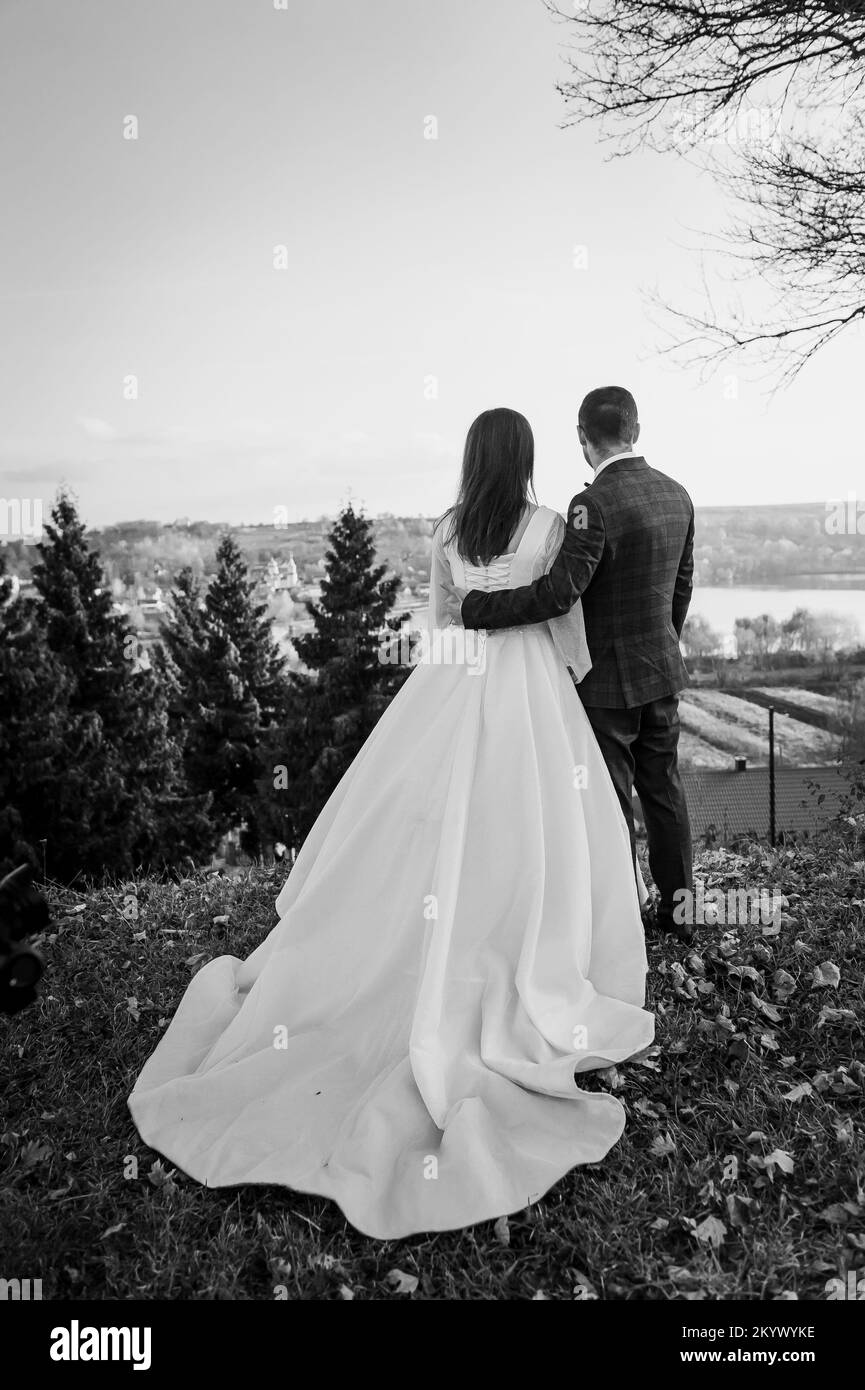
[0,552,76,877]
[294,505,401,676]
[206,534,287,730]
[28,493,194,879]
[163,537,289,857]
[144,576,216,866]
[266,504,410,846]
[156,567,214,809]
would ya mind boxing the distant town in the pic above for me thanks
[4,514,432,670]
[3,500,865,673]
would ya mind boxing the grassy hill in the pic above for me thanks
[2,821,862,1300]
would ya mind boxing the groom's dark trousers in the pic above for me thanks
[582,696,692,916]
[460,456,695,917]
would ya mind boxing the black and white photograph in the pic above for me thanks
[1,0,864,1348]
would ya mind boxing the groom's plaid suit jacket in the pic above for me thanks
[461,457,695,708]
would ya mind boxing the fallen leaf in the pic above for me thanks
[650,1132,677,1157]
[385,1268,418,1295]
[728,964,763,985]
[829,1068,859,1096]
[811,961,841,990]
[781,1082,813,1103]
[19,1140,51,1168]
[633,1098,660,1118]
[818,1005,856,1026]
[752,997,782,1023]
[819,1204,852,1225]
[493,1215,510,1246]
[763,1149,795,1178]
[147,1159,178,1193]
[308,1254,338,1271]
[694,1215,727,1249]
[597,1065,622,1088]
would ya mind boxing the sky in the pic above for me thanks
[0,0,861,529]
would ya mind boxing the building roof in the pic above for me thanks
[635,765,850,845]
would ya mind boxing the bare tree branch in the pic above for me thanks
[546,0,865,378]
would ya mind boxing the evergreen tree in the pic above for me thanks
[266,504,411,846]
[145,574,216,866]
[156,567,213,809]
[27,493,197,880]
[206,534,287,730]
[162,537,289,857]
[0,553,76,876]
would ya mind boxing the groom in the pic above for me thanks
[453,386,695,940]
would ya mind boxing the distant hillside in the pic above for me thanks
[691,500,865,588]
[4,501,864,591]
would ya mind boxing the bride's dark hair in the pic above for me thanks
[441,407,535,566]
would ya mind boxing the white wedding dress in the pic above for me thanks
[129,505,654,1239]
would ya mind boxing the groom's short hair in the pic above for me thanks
[579,387,638,447]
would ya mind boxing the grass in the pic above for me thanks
[677,731,734,772]
[2,830,864,1301]
[751,687,847,722]
[680,690,838,766]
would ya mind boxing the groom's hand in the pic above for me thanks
[443,582,467,626]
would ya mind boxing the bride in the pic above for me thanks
[129,406,654,1240]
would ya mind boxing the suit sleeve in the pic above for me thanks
[672,501,695,638]
[461,492,605,631]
